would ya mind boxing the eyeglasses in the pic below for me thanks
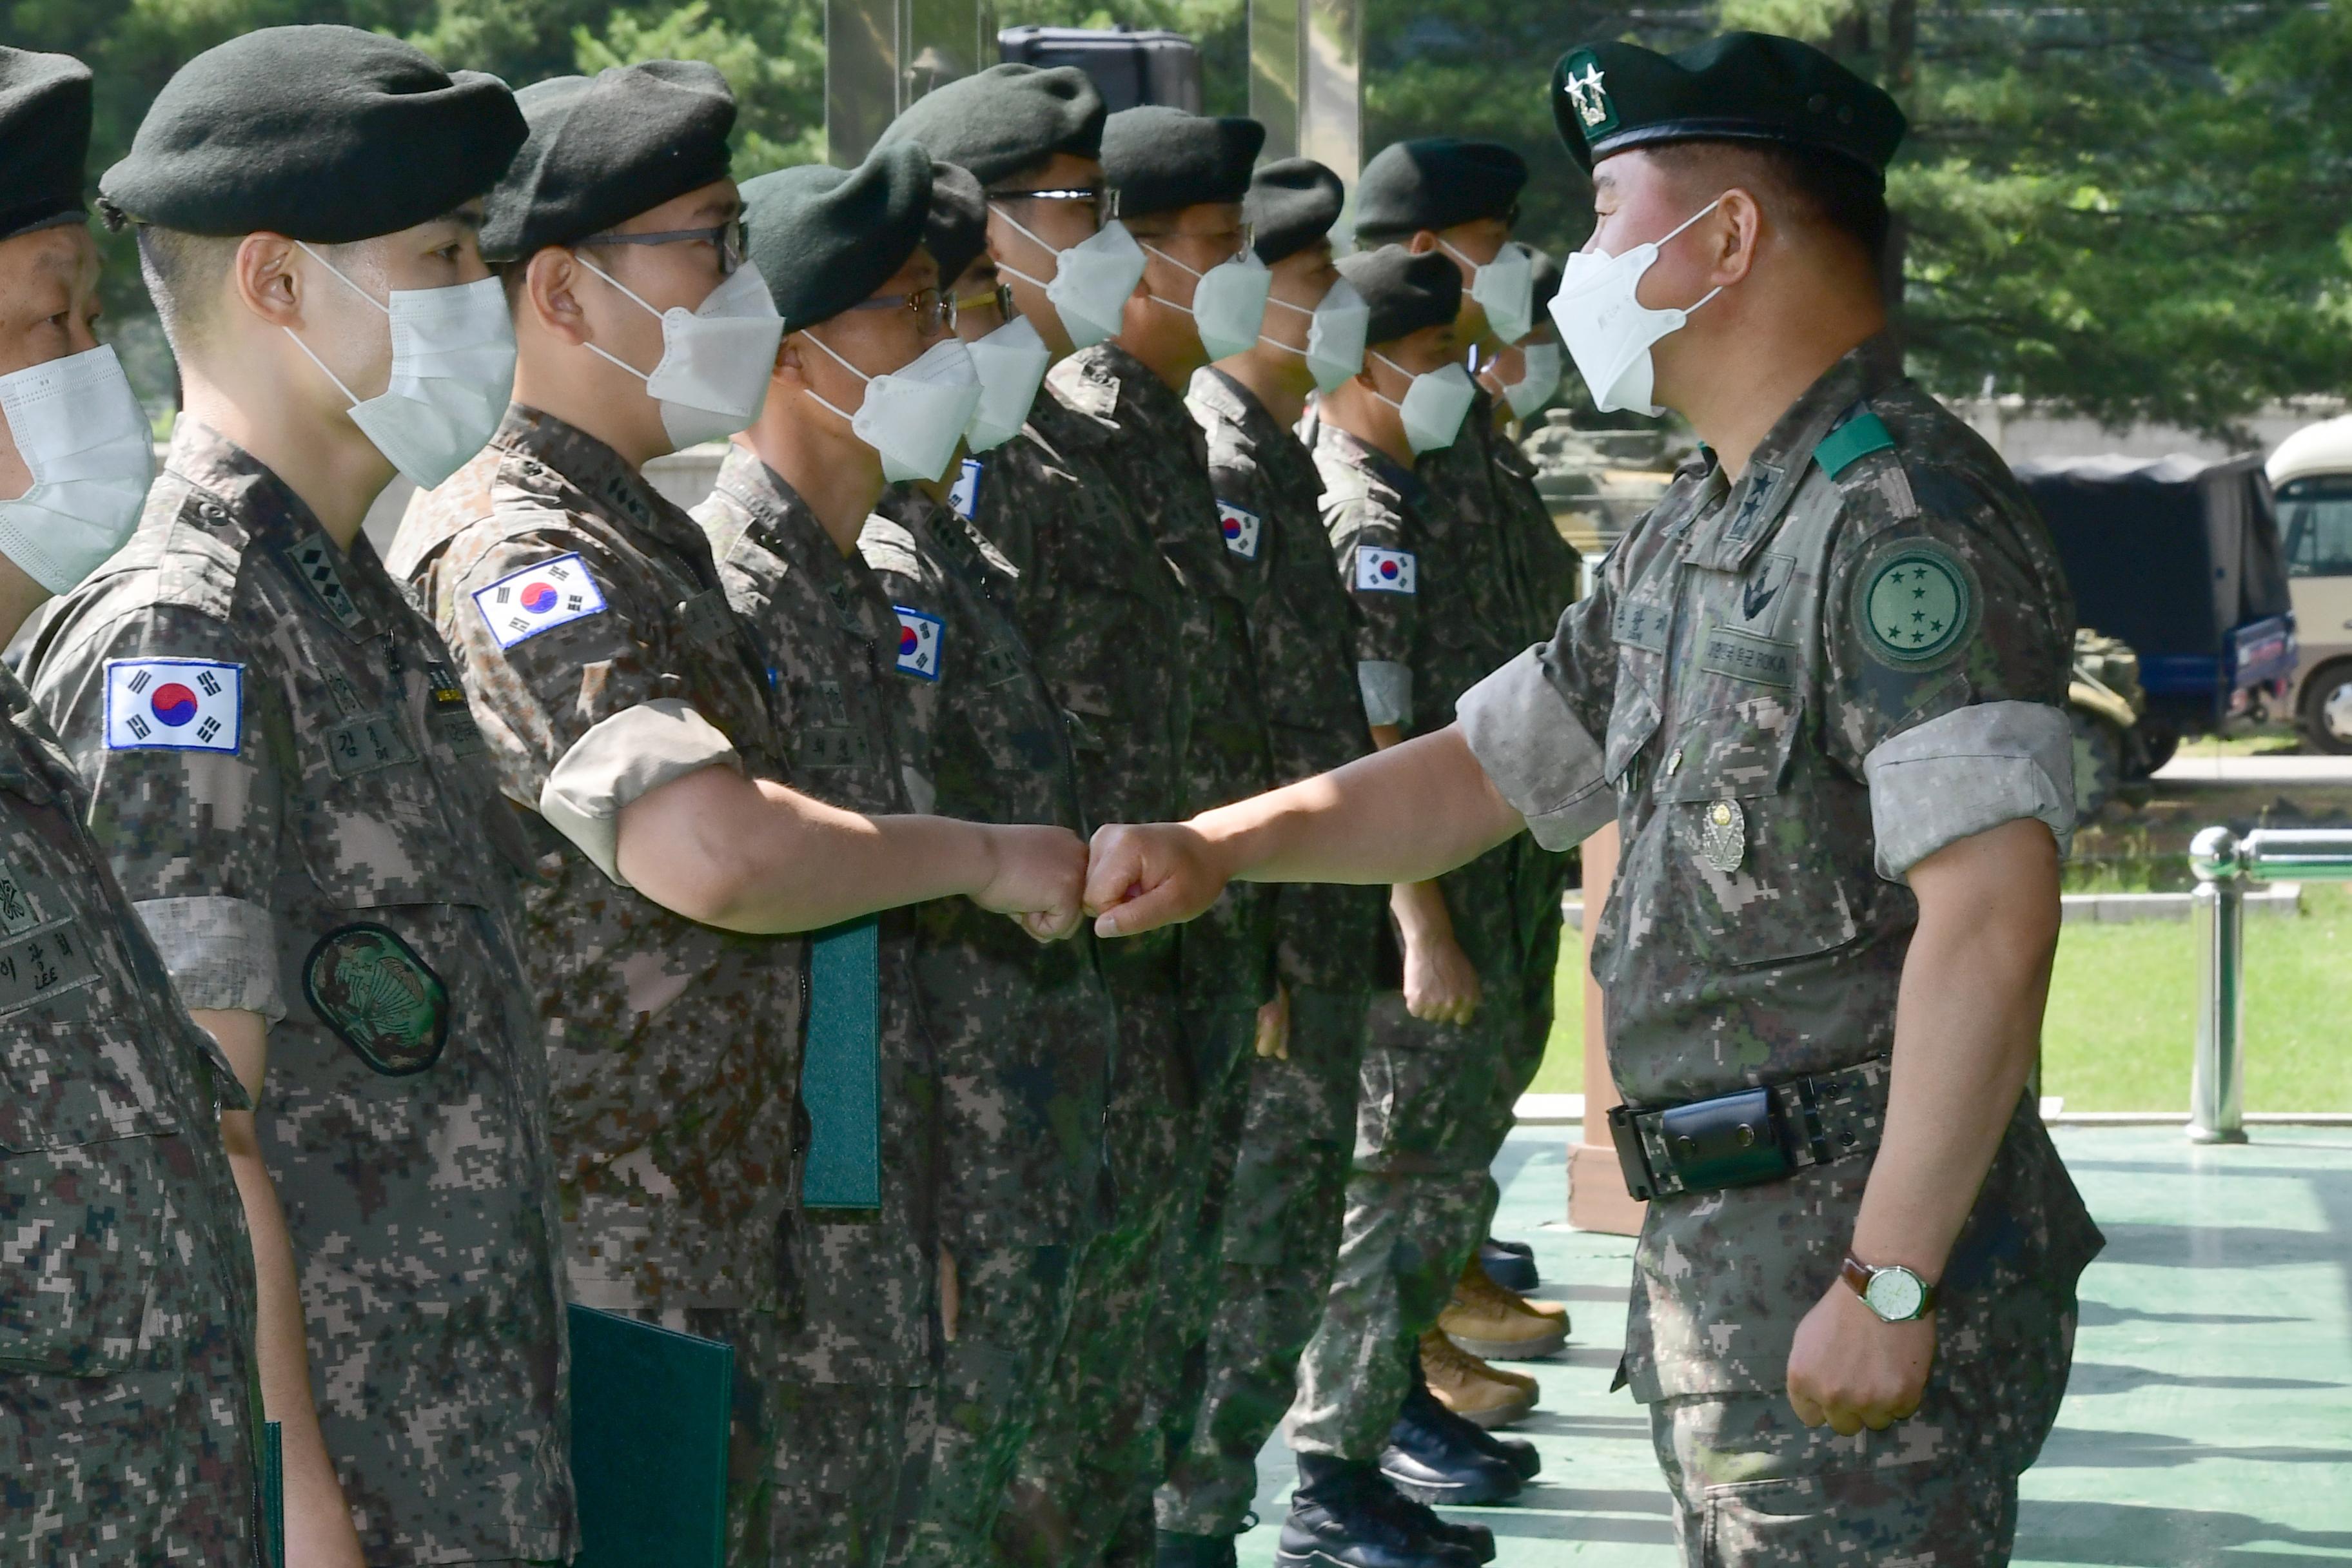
[953,282,1018,324]
[986,185,1116,224]
[846,285,955,335]
[577,217,749,275]
[1137,222,1257,266]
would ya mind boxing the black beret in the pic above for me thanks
[743,145,932,333]
[875,64,1104,189]
[1102,108,1264,217]
[98,26,524,242]
[0,48,92,241]
[1529,248,1563,319]
[1553,33,1905,179]
[925,161,990,285]
[1354,138,1525,241]
[1246,157,1344,264]
[481,61,735,263]
[1337,246,1461,347]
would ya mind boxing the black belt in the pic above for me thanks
[1607,1058,1890,1202]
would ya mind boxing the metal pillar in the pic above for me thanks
[1248,0,1362,196]
[826,0,994,166]
[2187,836,2246,1145]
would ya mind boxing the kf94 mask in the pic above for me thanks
[1262,278,1369,395]
[1369,353,1477,455]
[992,210,1148,351]
[1549,197,1725,416]
[0,344,153,593]
[580,258,786,449]
[803,333,983,484]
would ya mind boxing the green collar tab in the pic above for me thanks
[1814,410,1896,480]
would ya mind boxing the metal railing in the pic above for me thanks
[2186,827,2352,1142]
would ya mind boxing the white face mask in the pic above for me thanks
[964,313,1051,453]
[1263,277,1369,394]
[1550,197,1725,416]
[1444,239,1536,344]
[1369,352,1477,455]
[803,333,982,484]
[580,257,785,450]
[282,244,515,488]
[993,210,1148,350]
[1140,242,1271,362]
[0,345,153,594]
[1499,341,1563,422]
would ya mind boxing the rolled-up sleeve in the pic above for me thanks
[1455,647,1613,850]
[1863,700,2073,877]
[538,698,742,884]
[133,894,286,1020]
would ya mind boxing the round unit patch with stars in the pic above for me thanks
[303,924,451,1076]
[1859,545,1975,665]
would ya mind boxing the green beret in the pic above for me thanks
[876,64,1104,190]
[1338,246,1460,347]
[1529,248,1563,319]
[482,61,735,264]
[1246,157,1344,264]
[743,145,932,333]
[1102,108,1264,217]
[924,161,989,285]
[1354,138,1525,241]
[0,48,92,241]
[98,26,524,242]
[1553,33,1906,179]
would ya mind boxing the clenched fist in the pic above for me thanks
[971,823,1090,942]
[1084,822,1234,938]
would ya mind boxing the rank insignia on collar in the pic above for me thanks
[1700,797,1746,874]
[287,540,365,630]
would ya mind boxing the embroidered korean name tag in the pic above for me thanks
[949,457,985,521]
[1611,596,1669,654]
[1217,501,1262,560]
[0,918,99,1019]
[892,607,944,681]
[105,659,242,753]
[472,554,608,649]
[1353,546,1417,594]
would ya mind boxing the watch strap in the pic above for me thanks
[1841,1255,1937,1320]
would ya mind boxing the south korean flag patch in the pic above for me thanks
[892,607,944,681]
[948,457,985,521]
[1216,501,1261,560]
[1353,546,1417,594]
[106,659,242,753]
[472,554,608,650]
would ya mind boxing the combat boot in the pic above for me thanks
[1155,1528,1239,1567]
[1417,1329,1535,1429]
[1379,1396,1523,1507]
[1275,1456,1482,1568]
[1402,1359,1540,1482]
[1438,1261,1569,1361]
[1478,1237,1539,1294]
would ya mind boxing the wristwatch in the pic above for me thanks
[1841,1256,1937,1322]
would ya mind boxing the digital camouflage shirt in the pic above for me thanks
[0,666,262,1566]
[862,485,1115,1253]
[1184,368,1381,996]
[1455,339,2105,1402]
[23,422,574,1563]
[386,406,805,1321]
[696,447,934,1385]
[1050,346,1275,1017]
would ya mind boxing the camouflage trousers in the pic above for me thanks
[1650,1307,2078,1567]
[1288,975,1551,1460]
[1154,987,1371,1537]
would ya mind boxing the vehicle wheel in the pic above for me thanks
[2139,724,2180,774]
[2298,663,2352,755]
[2070,709,2124,821]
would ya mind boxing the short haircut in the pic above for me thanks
[135,226,237,356]
[1648,139,1890,277]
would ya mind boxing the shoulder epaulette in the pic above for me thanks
[1814,409,1896,480]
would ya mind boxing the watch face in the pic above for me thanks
[1865,1266,1926,1321]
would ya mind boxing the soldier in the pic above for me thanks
[1353,137,1582,1385]
[872,70,1208,1568]
[1475,248,1565,440]
[0,46,264,1566]
[22,29,575,1565]
[386,63,1084,1564]
[1153,157,1389,1568]
[1085,31,2104,1568]
[859,161,1122,1565]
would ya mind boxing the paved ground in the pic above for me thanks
[1233,1125,2352,1566]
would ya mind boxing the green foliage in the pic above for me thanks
[567,2,824,174]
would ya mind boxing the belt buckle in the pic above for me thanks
[1655,1086,1796,1193]
[1605,1101,1658,1202]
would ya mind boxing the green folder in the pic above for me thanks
[802,916,881,1211]
[567,1304,734,1568]
[262,1420,284,1568]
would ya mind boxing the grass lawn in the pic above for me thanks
[1528,882,2352,1111]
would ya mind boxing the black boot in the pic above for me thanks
[1404,1342,1542,1482]
[1275,1456,1482,1568]
[1379,1395,1524,1508]
[1478,1237,1539,1294]
[1155,1529,1238,1568]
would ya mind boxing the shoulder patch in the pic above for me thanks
[892,607,943,681]
[1814,411,1896,480]
[471,553,609,649]
[1353,546,1418,594]
[1216,501,1262,560]
[948,457,985,521]
[104,659,242,752]
[1855,542,1978,667]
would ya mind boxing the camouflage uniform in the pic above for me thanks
[1452,340,2105,1563]
[23,421,575,1563]
[958,379,1195,1567]
[0,665,264,1565]
[388,406,804,1565]
[859,483,1119,1566]
[693,447,941,1568]
[1286,408,1573,1463]
[1155,368,1382,1538]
